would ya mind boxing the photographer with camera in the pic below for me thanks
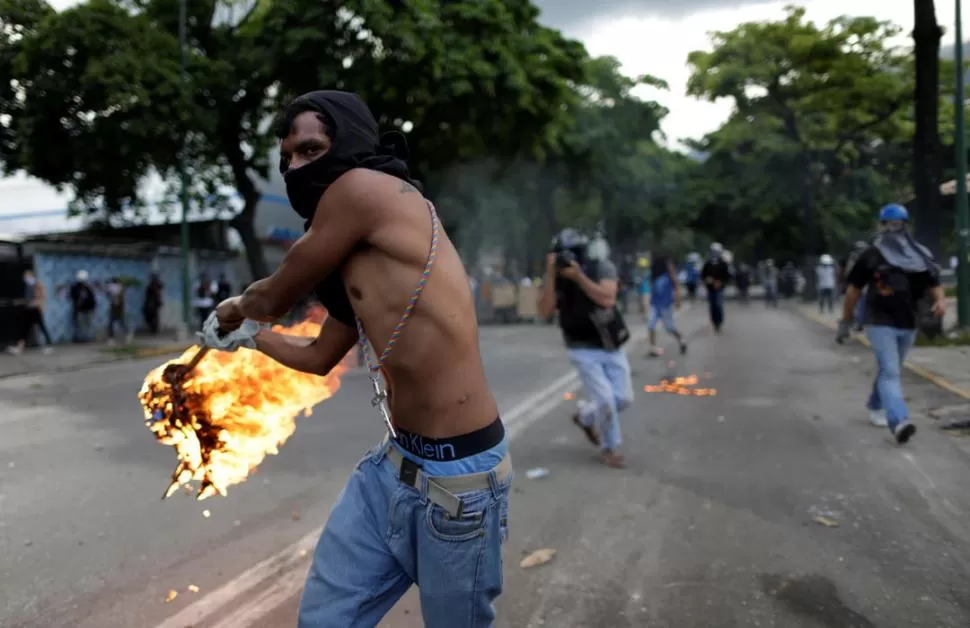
[539,229,633,469]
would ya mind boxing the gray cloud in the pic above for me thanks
[532,0,782,31]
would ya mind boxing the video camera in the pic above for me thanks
[555,249,580,270]
[551,228,589,270]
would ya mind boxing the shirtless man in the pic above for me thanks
[209,91,511,628]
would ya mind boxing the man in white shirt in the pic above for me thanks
[817,254,837,315]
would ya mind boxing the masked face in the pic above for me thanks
[279,111,339,220]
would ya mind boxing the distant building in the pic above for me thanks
[0,147,304,281]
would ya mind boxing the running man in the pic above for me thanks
[206,91,510,627]
[7,268,53,355]
[646,252,686,357]
[838,204,945,443]
[701,243,731,333]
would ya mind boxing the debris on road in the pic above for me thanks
[164,589,178,603]
[201,509,211,519]
[292,512,301,521]
[520,548,557,569]
[563,391,575,400]
[717,416,725,423]
[187,584,200,593]
[525,468,550,480]
[812,515,840,528]
[299,548,309,558]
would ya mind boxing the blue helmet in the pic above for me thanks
[878,203,909,222]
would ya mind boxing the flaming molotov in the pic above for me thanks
[138,309,345,501]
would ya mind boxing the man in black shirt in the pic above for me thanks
[839,204,945,444]
[701,243,731,333]
[539,228,633,468]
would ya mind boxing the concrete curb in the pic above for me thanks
[795,307,970,402]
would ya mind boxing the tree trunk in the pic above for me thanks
[913,0,944,256]
[230,196,269,281]
[802,153,819,301]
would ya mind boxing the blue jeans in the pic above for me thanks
[708,289,725,327]
[865,326,916,430]
[298,439,512,627]
[853,290,866,326]
[567,347,634,452]
[647,305,678,334]
[764,284,778,307]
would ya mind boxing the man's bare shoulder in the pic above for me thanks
[325,169,423,215]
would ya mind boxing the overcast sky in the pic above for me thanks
[4,0,967,225]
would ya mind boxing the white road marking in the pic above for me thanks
[157,329,647,628]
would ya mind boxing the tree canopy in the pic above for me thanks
[0,1,960,284]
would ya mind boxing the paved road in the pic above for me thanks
[495,306,970,627]
[0,324,574,628]
[6,304,970,627]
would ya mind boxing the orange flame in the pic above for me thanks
[138,306,346,500]
[642,373,717,397]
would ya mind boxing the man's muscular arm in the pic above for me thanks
[254,316,358,376]
[234,171,380,322]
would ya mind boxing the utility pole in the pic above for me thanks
[178,0,192,329]
[955,0,970,327]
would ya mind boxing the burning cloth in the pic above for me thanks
[138,312,345,500]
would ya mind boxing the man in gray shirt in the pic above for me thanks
[538,229,633,468]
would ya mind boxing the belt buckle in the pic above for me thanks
[399,456,421,487]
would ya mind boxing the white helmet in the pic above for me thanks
[710,242,724,254]
[77,270,89,281]
[819,254,834,265]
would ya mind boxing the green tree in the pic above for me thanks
[438,54,686,277]
[2,0,587,280]
[685,6,912,270]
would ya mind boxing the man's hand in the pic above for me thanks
[546,253,557,274]
[558,260,583,282]
[835,320,851,344]
[199,311,265,352]
[932,299,947,318]
[216,296,245,333]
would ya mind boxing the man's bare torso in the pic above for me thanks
[338,170,497,438]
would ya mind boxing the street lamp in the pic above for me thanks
[955,0,970,328]
[178,0,191,329]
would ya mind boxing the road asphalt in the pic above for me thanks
[3,303,970,627]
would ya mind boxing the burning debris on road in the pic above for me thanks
[643,374,717,397]
[138,309,345,501]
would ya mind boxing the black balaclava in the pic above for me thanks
[277,90,419,227]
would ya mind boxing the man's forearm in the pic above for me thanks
[576,274,615,308]
[254,331,327,374]
[841,285,861,321]
[931,285,946,304]
[238,279,286,322]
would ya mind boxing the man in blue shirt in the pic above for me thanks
[646,253,687,357]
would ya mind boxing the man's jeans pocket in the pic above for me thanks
[426,491,491,542]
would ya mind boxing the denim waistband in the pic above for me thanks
[387,433,508,478]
